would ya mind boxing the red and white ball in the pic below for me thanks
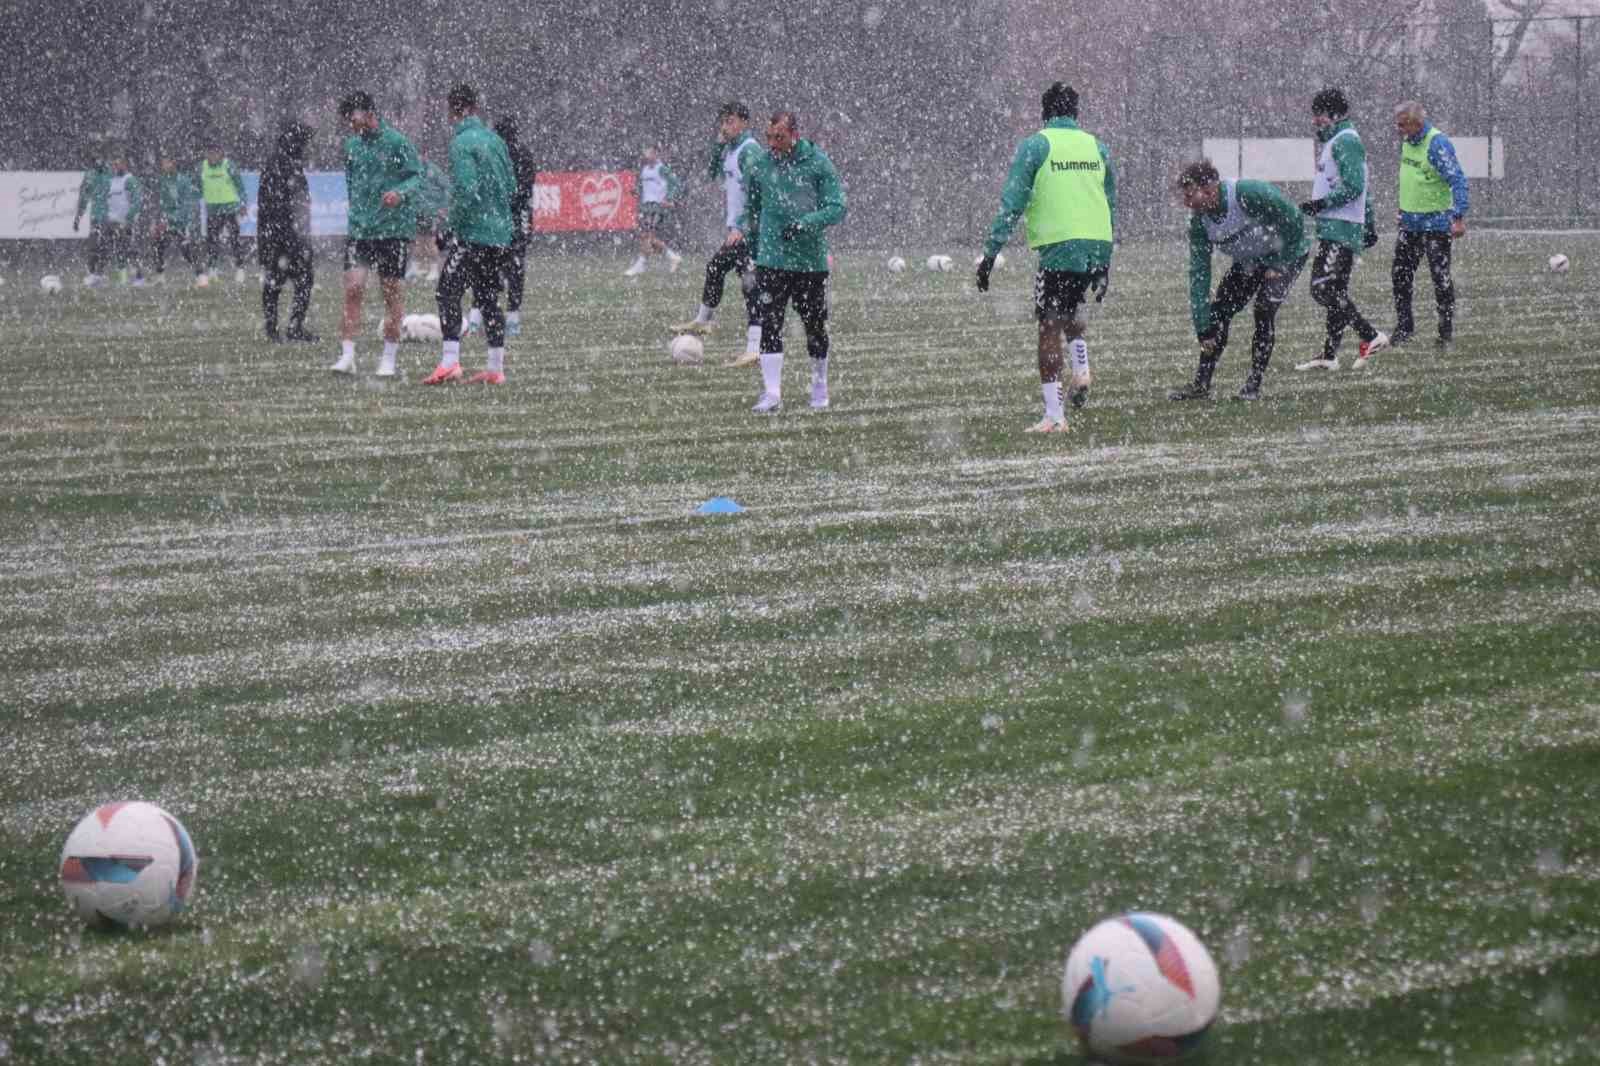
[59,801,198,929]
[1062,912,1220,1063]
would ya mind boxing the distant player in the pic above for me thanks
[737,110,846,412]
[100,155,146,286]
[71,155,111,286]
[670,101,765,368]
[333,91,424,377]
[1390,100,1468,348]
[152,155,202,282]
[976,82,1114,433]
[257,121,318,343]
[623,146,683,276]
[1295,88,1389,372]
[493,116,537,338]
[423,83,516,386]
[1167,160,1309,401]
[197,138,248,285]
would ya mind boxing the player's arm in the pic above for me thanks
[387,136,425,206]
[1430,134,1471,231]
[984,134,1045,258]
[1323,135,1365,210]
[128,176,141,225]
[228,161,246,209]
[1100,142,1116,241]
[793,158,845,234]
[1187,216,1215,337]
[736,164,762,245]
[445,139,479,235]
[663,165,683,204]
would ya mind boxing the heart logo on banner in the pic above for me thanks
[579,174,623,224]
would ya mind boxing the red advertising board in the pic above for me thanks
[532,170,637,232]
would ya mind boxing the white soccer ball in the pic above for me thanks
[400,313,444,343]
[1548,253,1570,274]
[886,256,907,273]
[40,274,63,294]
[1062,912,1221,1064]
[669,333,705,366]
[59,801,198,929]
[925,254,954,272]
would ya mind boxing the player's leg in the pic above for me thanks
[1028,271,1091,430]
[1423,233,1455,346]
[1240,254,1305,399]
[466,245,509,384]
[426,239,469,384]
[262,252,285,340]
[625,215,652,275]
[1302,241,1352,369]
[753,268,790,412]
[503,232,528,337]
[87,222,108,281]
[227,213,246,279]
[794,270,831,410]
[1389,230,1423,343]
[376,242,408,378]
[286,240,317,341]
[335,240,368,373]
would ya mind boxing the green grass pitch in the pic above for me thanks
[1,234,1598,1063]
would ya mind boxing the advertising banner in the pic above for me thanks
[532,171,637,232]
[0,172,86,239]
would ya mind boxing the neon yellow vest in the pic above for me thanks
[201,160,237,206]
[1399,129,1452,214]
[1024,128,1113,249]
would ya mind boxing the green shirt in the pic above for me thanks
[738,139,846,273]
[985,117,1115,273]
[1188,179,1308,335]
[160,172,200,227]
[1313,120,1372,250]
[446,115,515,247]
[344,119,424,240]
[75,167,110,224]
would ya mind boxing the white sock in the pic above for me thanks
[1042,381,1064,421]
[467,307,482,327]
[629,255,646,269]
[1069,338,1090,377]
[746,325,761,353]
[695,303,713,324]
[759,351,784,396]
[506,310,520,327]
[486,347,504,373]
[811,357,828,386]
[342,340,355,359]
[440,340,460,369]
[382,340,399,362]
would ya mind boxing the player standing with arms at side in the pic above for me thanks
[152,156,202,282]
[976,82,1114,433]
[72,155,111,286]
[492,116,536,339]
[737,110,847,413]
[332,91,424,377]
[1390,100,1468,348]
[197,139,248,286]
[623,146,684,276]
[1295,88,1388,372]
[101,155,146,286]
[1167,160,1309,401]
[423,84,517,386]
[670,101,765,368]
[257,121,318,344]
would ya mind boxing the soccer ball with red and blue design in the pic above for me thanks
[1061,912,1220,1064]
[59,801,198,929]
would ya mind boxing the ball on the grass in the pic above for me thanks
[60,801,198,929]
[925,254,953,272]
[1062,912,1221,1064]
[40,274,63,294]
[669,333,704,366]
[886,256,906,273]
[1548,253,1570,273]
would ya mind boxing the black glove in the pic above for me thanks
[1091,265,1110,303]
[1197,326,1222,352]
[1298,198,1327,215]
[435,230,455,254]
[780,222,804,241]
[975,255,995,293]
[1363,224,1379,250]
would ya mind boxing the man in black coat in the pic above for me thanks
[258,121,318,342]
[492,116,536,337]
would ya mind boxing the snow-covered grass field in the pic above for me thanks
[1,234,1598,1063]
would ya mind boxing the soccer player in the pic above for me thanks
[1295,88,1389,372]
[736,110,846,412]
[1390,100,1468,348]
[423,83,516,386]
[197,139,248,285]
[976,82,1113,433]
[257,121,318,344]
[1167,160,1309,402]
[71,155,111,286]
[100,155,146,286]
[152,156,202,281]
[492,116,537,338]
[671,101,765,368]
[333,91,424,377]
[623,146,683,276]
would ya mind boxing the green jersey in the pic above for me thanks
[446,115,515,247]
[985,117,1115,273]
[1188,179,1308,335]
[74,166,110,224]
[737,139,846,273]
[344,119,424,240]
[160,172,200,228]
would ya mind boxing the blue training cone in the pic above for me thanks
[695,496,745,515]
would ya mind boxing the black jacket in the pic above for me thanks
[494,118,537,237]
[257,122,313,261]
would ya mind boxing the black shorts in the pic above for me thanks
[1033,269,1096,322]
[343,237,409,281]
[639,203,672,236]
